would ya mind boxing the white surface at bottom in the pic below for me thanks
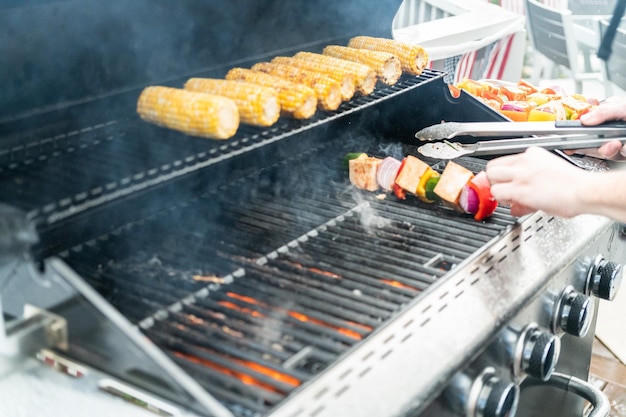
[596,281,626,366]
[0,356,194,417]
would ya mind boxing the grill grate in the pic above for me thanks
[0,70,442,225]
[62,142,516,415]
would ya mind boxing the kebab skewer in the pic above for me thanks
[347,153,498,221]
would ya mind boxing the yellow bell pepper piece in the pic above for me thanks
[416,168,437,203]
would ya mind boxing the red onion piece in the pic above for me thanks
[500,102,525,112]
[377,157,401,192]
[459,185,479,214]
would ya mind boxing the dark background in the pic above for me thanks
[0,0,402,122]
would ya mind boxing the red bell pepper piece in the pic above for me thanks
[392,158,407,200]
[393,183,406,200]
[467,171,498,221]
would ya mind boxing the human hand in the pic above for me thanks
[564,139,626,160]
[485,147,588,217]
[579,96,626,125]
[573,97,626,160]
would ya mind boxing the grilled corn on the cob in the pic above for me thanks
[251,62,342,111]
[271,56,355,101]
[225,68,317,119]
[184,78,280,127]
[348,36,428,75]
[292,51,377,95]
[323,45,402,85]
[136,86,239,140]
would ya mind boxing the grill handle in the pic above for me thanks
[525,372,610,417]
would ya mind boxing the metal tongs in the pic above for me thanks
[417,134,623,159]
[415,120,626,159]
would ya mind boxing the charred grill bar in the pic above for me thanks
[1,1,625,417]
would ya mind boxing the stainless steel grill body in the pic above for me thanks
[1,2,624,417]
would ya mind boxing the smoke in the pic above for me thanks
[375,141,405,161]
[350,192,392,234]
[0,0,402,120]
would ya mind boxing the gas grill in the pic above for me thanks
[1,1,625,417]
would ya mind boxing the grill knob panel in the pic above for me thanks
[586,256,623,301]
[553,287,593,337]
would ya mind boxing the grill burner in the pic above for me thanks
[60,142,515,415]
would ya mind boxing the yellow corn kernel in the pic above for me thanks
[250,62,342,111]
[225,68,317,119]
[136,86,239,140]
[292,51,377,95]
[184,78,280,127]
[348,36,429,75]
[271,56,355,101]
[323,45,402,85]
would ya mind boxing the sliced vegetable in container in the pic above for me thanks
[528,100,566,122]
[449,77,601,122]
[501,100,537,122]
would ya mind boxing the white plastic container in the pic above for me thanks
[392,0,527,83]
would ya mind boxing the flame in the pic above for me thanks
[222,292,369,341]
[182,314,244,338]
[175,352,299,392]
[234,359,300,387]
[381,279,419,291]
[226,292,264,305]
[218,301,266,318]
[286,261,342,279]
[186,314,204,325]
[192,274,225,283]
[344,320,373,332]
[287,311,363,340]
[308,267,341,279]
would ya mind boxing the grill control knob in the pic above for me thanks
[477,376,519,417]
[446,368,519,417]
[514,324,560,381]
[585,255,623,301]
[552,287,594,337]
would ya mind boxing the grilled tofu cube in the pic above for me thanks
[349,156,382,191]
[434,161,475,210]
[394,155,431,194]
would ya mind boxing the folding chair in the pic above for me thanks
[525,0,605,93]
[599,18,626,92]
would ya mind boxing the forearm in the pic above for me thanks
[577,170,626,223]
